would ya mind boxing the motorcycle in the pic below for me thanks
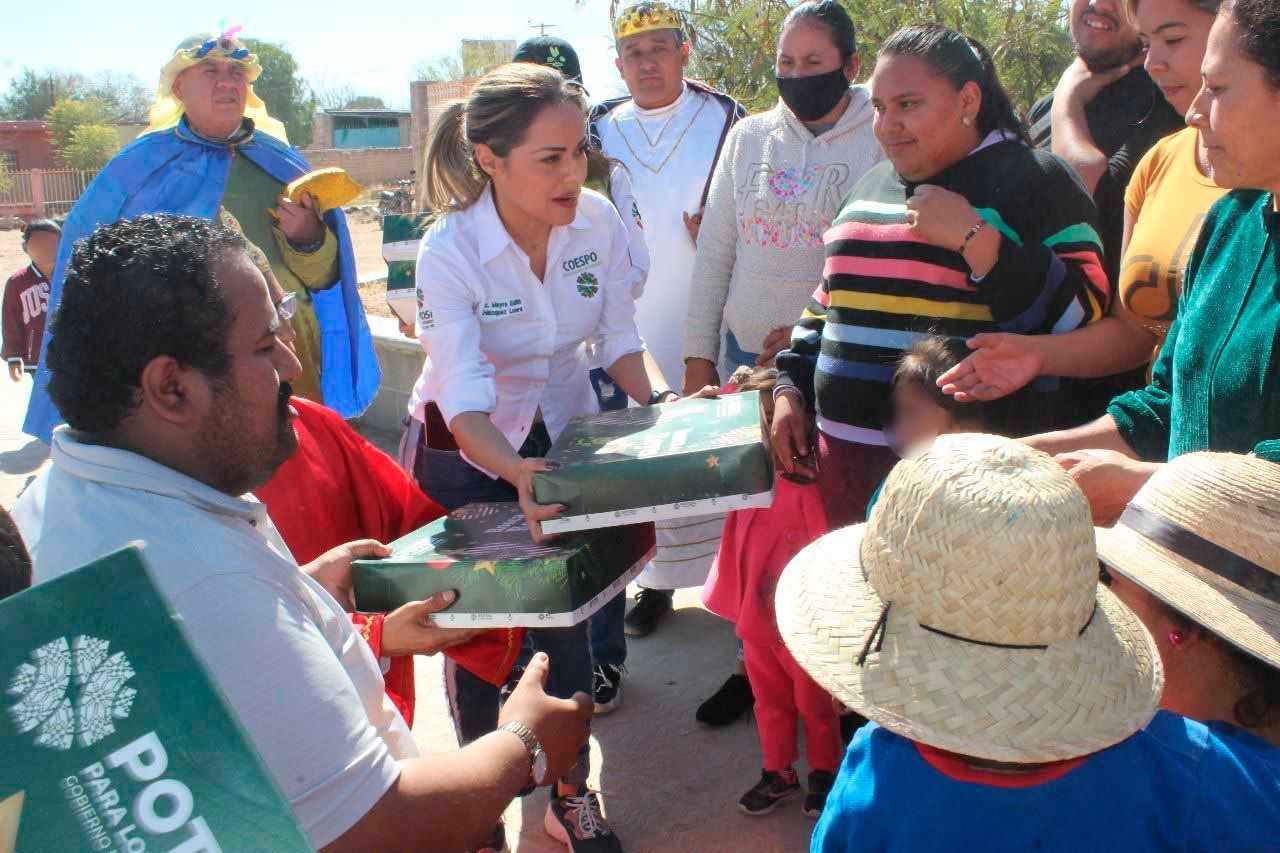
[378,172,416,219]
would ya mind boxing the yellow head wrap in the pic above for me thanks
[144,30,290,143]
[614,1,684,41]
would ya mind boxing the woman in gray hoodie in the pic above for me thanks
[682,0,883,393]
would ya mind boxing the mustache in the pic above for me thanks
[277,382,293,414]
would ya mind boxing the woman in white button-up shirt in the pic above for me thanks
[404,64,685,850]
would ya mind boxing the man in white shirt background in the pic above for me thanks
[588,0,749,719]
[14,213,592,852]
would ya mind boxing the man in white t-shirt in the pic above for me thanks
[14,214,591,852]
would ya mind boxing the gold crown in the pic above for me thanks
[614,2,683,40]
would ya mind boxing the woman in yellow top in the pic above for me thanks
[936,0,1225,400]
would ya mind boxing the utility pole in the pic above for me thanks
[528,20,558,36]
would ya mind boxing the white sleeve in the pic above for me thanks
[608,165,650,299]
[415,235,498,427]
[595,203,646,370]
[174,575,402,849]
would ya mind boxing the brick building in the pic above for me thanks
[0,121,58,171]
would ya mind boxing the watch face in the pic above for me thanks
[533,751,549,785]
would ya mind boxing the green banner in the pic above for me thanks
[533,392,775,533]
[382,212,436,324]
[0,546,311,852]
[353,503,655,627]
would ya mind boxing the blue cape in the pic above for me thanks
[23,118,381,442]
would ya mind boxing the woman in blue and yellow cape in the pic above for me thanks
[24,31,380,443]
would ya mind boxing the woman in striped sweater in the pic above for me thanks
[773,24,1112,528]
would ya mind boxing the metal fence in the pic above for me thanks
[0,168,98,218]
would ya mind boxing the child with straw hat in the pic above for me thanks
[1097,451,1280,752]
[778,433,1276,851]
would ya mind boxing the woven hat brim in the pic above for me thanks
[1096,523,1280,670]
[776,526,1163,763]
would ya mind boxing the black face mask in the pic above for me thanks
[775,67,850,122]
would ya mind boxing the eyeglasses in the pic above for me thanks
[274,291,297,322]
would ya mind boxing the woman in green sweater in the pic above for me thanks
[1025,0,1280,523]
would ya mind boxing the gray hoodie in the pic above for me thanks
[682,85,883,366]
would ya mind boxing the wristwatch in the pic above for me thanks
[501,721,548,785]
[647,389,679,406]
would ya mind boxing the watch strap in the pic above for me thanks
[500,721,542,763]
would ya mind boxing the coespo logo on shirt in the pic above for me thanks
[562,251,599,274]
[576,273,599,299]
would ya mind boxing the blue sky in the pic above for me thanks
[3,0,631,110]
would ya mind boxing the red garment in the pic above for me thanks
[815,431,897,530]
[702,475,830,646]
[914,743,1088,789]
[2,265,50,365]
[743,639,843,774]
[255,398,525,724]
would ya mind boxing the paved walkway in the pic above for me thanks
[2,386,816,853]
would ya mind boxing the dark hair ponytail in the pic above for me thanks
[880,24,1029,145]
[782,0,858,63]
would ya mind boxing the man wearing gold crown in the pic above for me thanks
[589,0,746,687]
[24,30,379,442]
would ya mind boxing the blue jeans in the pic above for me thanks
[411,421,591,786]
[586,368,630,668]
[724,329,761,373]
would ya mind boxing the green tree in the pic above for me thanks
[414,44,496,82]
[1,69,150,122]
[242,39,315,146]
[344,95,387,109]
[0,70,83,120]
[681,0,1073,115]
[46,98,114,151]
[62,124,120,170]
[0,159,11,196]
[414,54,467,82]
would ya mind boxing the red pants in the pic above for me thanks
[743,640,843,774]
[816,431,898,530]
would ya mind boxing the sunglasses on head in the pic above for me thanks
[274,291,297,322]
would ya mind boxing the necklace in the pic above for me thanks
[636,111,677,149]
[616,96,710,175]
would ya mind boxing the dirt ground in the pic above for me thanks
[0,217,393,315]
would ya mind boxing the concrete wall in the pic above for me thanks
[355,315,424,436]
[304,147,415,186]
[311,112,334,149]
[409,78,479,164]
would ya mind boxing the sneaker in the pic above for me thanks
[592,663,623,715]
[738,768,800,816]
[696,673,754,727]
[470,821,506,853]
[623,588,672,637]
[803,770,836,819]
[544,789,621,851]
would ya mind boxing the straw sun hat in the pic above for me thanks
[1096,452,1280,671]
[776,434,1162,763]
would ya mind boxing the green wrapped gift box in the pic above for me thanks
[382,212,436,326]
[0,546,310,853]
[532,391,775,534]
[352,503,655,627]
